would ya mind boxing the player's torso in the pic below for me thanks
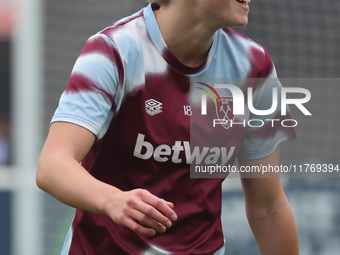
[73,7,265,254]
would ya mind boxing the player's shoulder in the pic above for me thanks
[80,7,146,63]
[218,28,275,78]
[96,8,145,42]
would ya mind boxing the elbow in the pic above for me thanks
[36,158,49,191]
[246,200,290,223]
[36,163,45,191]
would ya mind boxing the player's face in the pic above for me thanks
[195,0,251,29]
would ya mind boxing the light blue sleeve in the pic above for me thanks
[51,33,121,139]
[239,69,296,160]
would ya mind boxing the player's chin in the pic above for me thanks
[233,17,249,27]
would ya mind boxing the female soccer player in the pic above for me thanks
[37,0,299,254]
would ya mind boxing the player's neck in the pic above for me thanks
[154,6,216,68]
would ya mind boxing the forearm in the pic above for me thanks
[36,152,120,215]
[36,122,177,236]
[247,200,299,255]
[37,152,178,236]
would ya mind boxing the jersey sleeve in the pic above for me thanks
[238,48,296,160]
[51,33,123,138]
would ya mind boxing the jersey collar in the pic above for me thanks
[143,4,218,75]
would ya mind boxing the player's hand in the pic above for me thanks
[104,189,177,237]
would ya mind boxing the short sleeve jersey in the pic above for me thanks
[53,4,296,255]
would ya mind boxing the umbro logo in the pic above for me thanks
[145,99,162,116]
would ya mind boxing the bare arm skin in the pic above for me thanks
[239,147,299,255]
[36,122,177,237]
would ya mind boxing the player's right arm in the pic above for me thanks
[36,121,177,237]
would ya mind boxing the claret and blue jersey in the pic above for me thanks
[53,3,295,255]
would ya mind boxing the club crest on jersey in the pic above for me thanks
[197,82,235,130]
[216,97,235,130]
[145,99,162,116]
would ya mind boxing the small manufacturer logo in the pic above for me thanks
[145,99,162,116]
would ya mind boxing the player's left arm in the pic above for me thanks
[239,146,299,255]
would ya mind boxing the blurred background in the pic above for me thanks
[0,0,339,254]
